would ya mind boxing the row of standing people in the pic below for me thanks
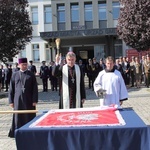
[115,55,150,88]
[77,54,150,89]
[0,60,37,92]
[81,55,150,89]
[0,64,12,92]
[39,57,106,92]
[85,55,150,89]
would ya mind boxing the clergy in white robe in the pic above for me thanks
[54,52,86,109]
[94,56,128,107]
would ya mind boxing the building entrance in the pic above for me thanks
[74,46,94,64]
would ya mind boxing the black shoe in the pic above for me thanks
[5,90,8,92]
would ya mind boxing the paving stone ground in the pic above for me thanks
[0,78,150,150]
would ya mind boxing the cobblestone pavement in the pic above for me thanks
[0,81,150,150]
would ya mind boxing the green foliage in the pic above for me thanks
[0,0,32,62]
[117,0,150,51]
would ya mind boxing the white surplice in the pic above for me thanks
[94,69,128,107]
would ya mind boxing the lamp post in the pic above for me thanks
[55,38,61,54]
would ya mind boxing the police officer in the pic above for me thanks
[40,61,49,92]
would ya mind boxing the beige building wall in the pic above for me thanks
[14,0,128,73]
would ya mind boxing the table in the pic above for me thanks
[15,108,150,150]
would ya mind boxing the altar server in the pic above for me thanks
[54,52,86,109]
[8,58,38,138]
[94,56,128,107]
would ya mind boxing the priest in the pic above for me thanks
[94,56,128,107]
[8,58,38,138]
[54,52,86,109]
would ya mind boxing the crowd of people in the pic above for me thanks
[4,52,150,138]
[0,60,37,93]
[40,54,150,92]
[114,55,150,88]
[1,54,149,94]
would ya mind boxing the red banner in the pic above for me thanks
[30,107,125,128]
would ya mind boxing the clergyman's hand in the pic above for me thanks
[55,54,60,64]
[32,103,37,107]
[9,103,14,108]
[120,101,123,106]
[81,99,85,104]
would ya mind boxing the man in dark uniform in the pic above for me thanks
[40,61,49,92]
[8,58,38,138]
[86,59,93,89]
[12,62,20,73]
[54,52,86,109]
[0,65,5,89]
[28,60,37,75]
[4,63,12,92]
[49,61,58,91]
[78,59,86,76]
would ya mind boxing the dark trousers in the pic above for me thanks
[124,73,130,85]
[42,78,48,91]
[88,75,92,89]
[130,72,135,86]
[141,73,146,84]
[145,73,150,87]
[51,77,57,91]
[5,80,9,91]
[1,77,4,88]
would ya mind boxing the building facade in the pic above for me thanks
[14,0,128,73]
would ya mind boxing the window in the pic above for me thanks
[98,1,106,20]
[84,3,93,21]
[71,3,79,22]
[46,49,51,61]
[44,6,52,23]
[45,44,51,61]
[31,7,38,24]
[57,4,65,23]
[32,44,39,61]
[112,2,120,19]
[20,50,26,58]
[115,44,122,58]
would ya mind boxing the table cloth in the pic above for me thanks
[15,108,150,150]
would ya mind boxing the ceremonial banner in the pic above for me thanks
[30,107,125,128]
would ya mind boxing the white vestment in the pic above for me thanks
[62,64,81,109]
[94,69,128,106]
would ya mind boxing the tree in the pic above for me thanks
[0,0,32,62]
[117,0,150,51]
